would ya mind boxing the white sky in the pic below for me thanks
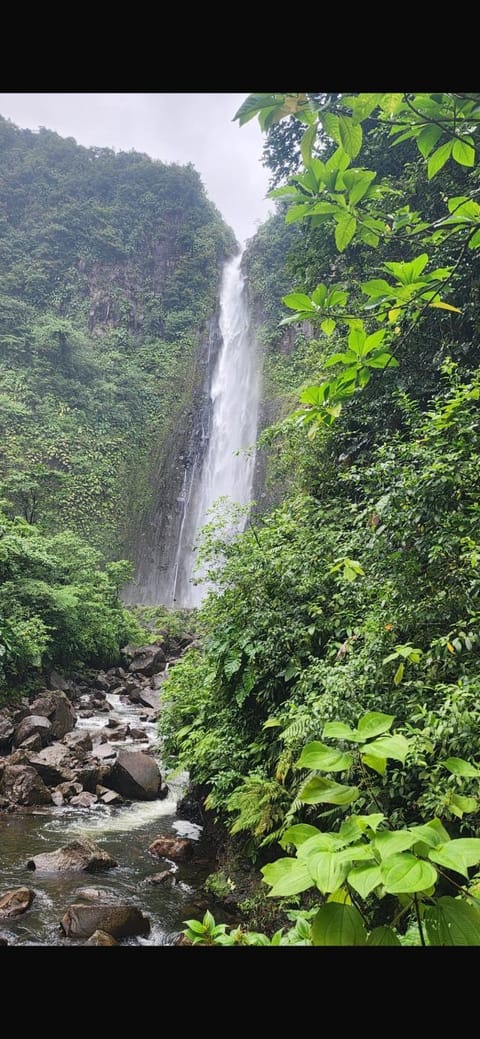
[0,93,272,244]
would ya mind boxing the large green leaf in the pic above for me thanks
[427,139,453,179]
[335,214,357,252]
[340,814,385,842]
[425,897,480,946]
[307,850,350,894]
[452,137,475,167]
[283,293,314,312]
[366,926,402,946]
[380,853,438,894]
[299,776,359,806]
[297,741,354,772]
[323,721,357,740]
[429,839,480,879]
[363,733,409,764]
[280,824,321,849]
[338,116,363,158]
[449,794,478,818]
[312,903,367,946]
[261,857,312,898]
[409,819,450,850]
[416,124,442,158]
[443,757,480,778]
[373,830,416,859]
[348,863,382,899]
[356,711,395,739]
[297,832,346,858]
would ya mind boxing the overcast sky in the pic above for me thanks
[0,93,272,244]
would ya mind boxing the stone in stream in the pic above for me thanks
[30,691,77,739]
[27,744,74,785]
[61,904,150,939]
[145,871,176,887]
[92,742,116,760]
[76,764,102,792]
[107,725,130,742]
[96,785,123,805]
[62,730,93,757]
[14,715,52,748]
[0,764,52,806]
[0,887,35,918]
[26,837,117,873]
[148,836,194,861]
[19,733,43,753]
[104,749,162,800]
[49,670,69,691]
[56,780,83,799]
[137,686,160,712]
[69,791,98,807]
[85,930,119,946]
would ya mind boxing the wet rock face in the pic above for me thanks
[61,904,150,939]
[148,836,194,861]
[104,750,162,801]
[26,837,118,873]
[0,764,52,806]
[0,887,35,918]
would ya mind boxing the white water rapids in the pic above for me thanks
[173,249,261,606]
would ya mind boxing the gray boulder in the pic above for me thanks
[27,744,74,785]
[148,836,194,861]
[127,645,166,677]
[1,764,52,806]
[85,930,119,946]
[26,837,117,873]
[30,691,76,739]
[0,887,35,918]
[61,903,150,939]
[104,750,161,800]
[14,715,52,748]
[0,715,14,753]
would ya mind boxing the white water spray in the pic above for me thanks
[174,249,260,606]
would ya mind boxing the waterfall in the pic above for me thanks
[172,248,260,607]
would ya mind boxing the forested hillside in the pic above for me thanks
[160,93,480,946]
[0,115,233,686]
[0,117,234,555]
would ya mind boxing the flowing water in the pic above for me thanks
[171,249,261,607]
[0,696,215,946]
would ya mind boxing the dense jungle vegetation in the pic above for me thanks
[159,93,480,945]
[0,116,233,685]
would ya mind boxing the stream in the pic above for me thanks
[0,693,214,946]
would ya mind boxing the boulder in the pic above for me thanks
[26,837,117,873]
[76,887,115,901]
[108,726,130,742]
[19,733,43,753]
[104,750,161,801]
[0,716,14,753]
[56,781,83,799]
[14,715,52,748]
[92,743,117,761]
[27,745,74,785]
[30,692,76,739]
[51,791,65,806]
[148,836,194,861]
[85,930,119,946]
[76,764,102,792]
[127,645,166,677]
[0,887,35,918]
[96,786,123,806]
[1,764,52,806]
[62,730,93,757]
[93,673,110,692]
[70,792,98,807]
[137,687,160,712]
[61,903,150,939]
[129,728,148,741]
[146,871,176,887]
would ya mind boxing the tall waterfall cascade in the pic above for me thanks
[172,249,261,607]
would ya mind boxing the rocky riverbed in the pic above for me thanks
[0,638,215,946]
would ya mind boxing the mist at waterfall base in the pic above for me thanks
[172,251,261,608]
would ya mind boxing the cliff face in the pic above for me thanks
[0,116,235,561]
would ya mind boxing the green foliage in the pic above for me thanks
[185,717,480,946]
[0,115,234,557]
[0,509,140,695]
